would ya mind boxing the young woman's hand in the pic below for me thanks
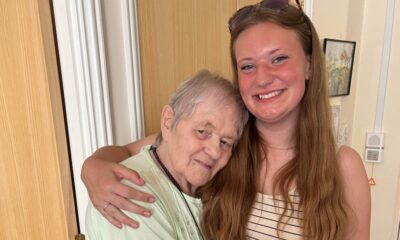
[81,145,156,228]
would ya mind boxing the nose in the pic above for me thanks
[255,65,273,86]
[205,139,222,160]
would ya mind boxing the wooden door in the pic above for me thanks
[137,0,237,135]
[0,0,77,239]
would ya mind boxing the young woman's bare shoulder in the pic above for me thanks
[337,145,365,176]
[337,145,371,239]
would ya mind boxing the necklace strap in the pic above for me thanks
[149,145,204,239]
[150,145,183,192]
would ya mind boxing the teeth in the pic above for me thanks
[258,90,282,99]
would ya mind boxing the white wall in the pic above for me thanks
[101,1,131,144]
[314,0,400,239]
[101,0,144,145]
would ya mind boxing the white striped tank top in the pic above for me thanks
[246,191,304,240]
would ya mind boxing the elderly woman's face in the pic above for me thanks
[164,95,239,193]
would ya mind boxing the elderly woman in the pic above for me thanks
[85,70,248,239]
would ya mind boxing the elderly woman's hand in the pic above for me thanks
[81,146,155,229]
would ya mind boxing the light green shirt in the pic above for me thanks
[86,145,203,240]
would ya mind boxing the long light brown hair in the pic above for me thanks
[200,3,348,240]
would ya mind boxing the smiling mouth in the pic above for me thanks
[258,90,283,99]
[195,159,212,170]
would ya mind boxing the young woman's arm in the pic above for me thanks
[338,146,371,240]
[81,134,157,228]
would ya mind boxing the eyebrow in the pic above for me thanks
[236,48,282,63]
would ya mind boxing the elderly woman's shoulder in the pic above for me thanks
[121,145,154,172]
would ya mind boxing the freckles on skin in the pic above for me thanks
[233,22,310,124]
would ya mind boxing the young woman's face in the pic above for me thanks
[234,21,310,125]
[162,95,239,194]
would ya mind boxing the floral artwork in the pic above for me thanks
[323,39,356,97]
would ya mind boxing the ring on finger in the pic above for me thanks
[103,202,111,211]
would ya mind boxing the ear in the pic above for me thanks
[160,105,174,138]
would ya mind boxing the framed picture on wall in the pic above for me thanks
[323,38,356,97]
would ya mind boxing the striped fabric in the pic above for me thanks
[246,192,304,240]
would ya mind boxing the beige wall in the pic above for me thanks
[313,0,364,145]
[314,0,400,239]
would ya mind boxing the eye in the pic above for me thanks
[239,63,255,72]
[196,129,210,139]
[272,55,288,64]
[220,139,233,150]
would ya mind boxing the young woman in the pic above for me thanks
[81,1,370,239]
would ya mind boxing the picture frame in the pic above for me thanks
[323,38,356,97]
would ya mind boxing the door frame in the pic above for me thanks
[52,0,144,233]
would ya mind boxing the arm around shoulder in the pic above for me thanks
[81,134,158,190]
[337,145,371,240]
[81,136,158,229]
[124,134,157,156]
